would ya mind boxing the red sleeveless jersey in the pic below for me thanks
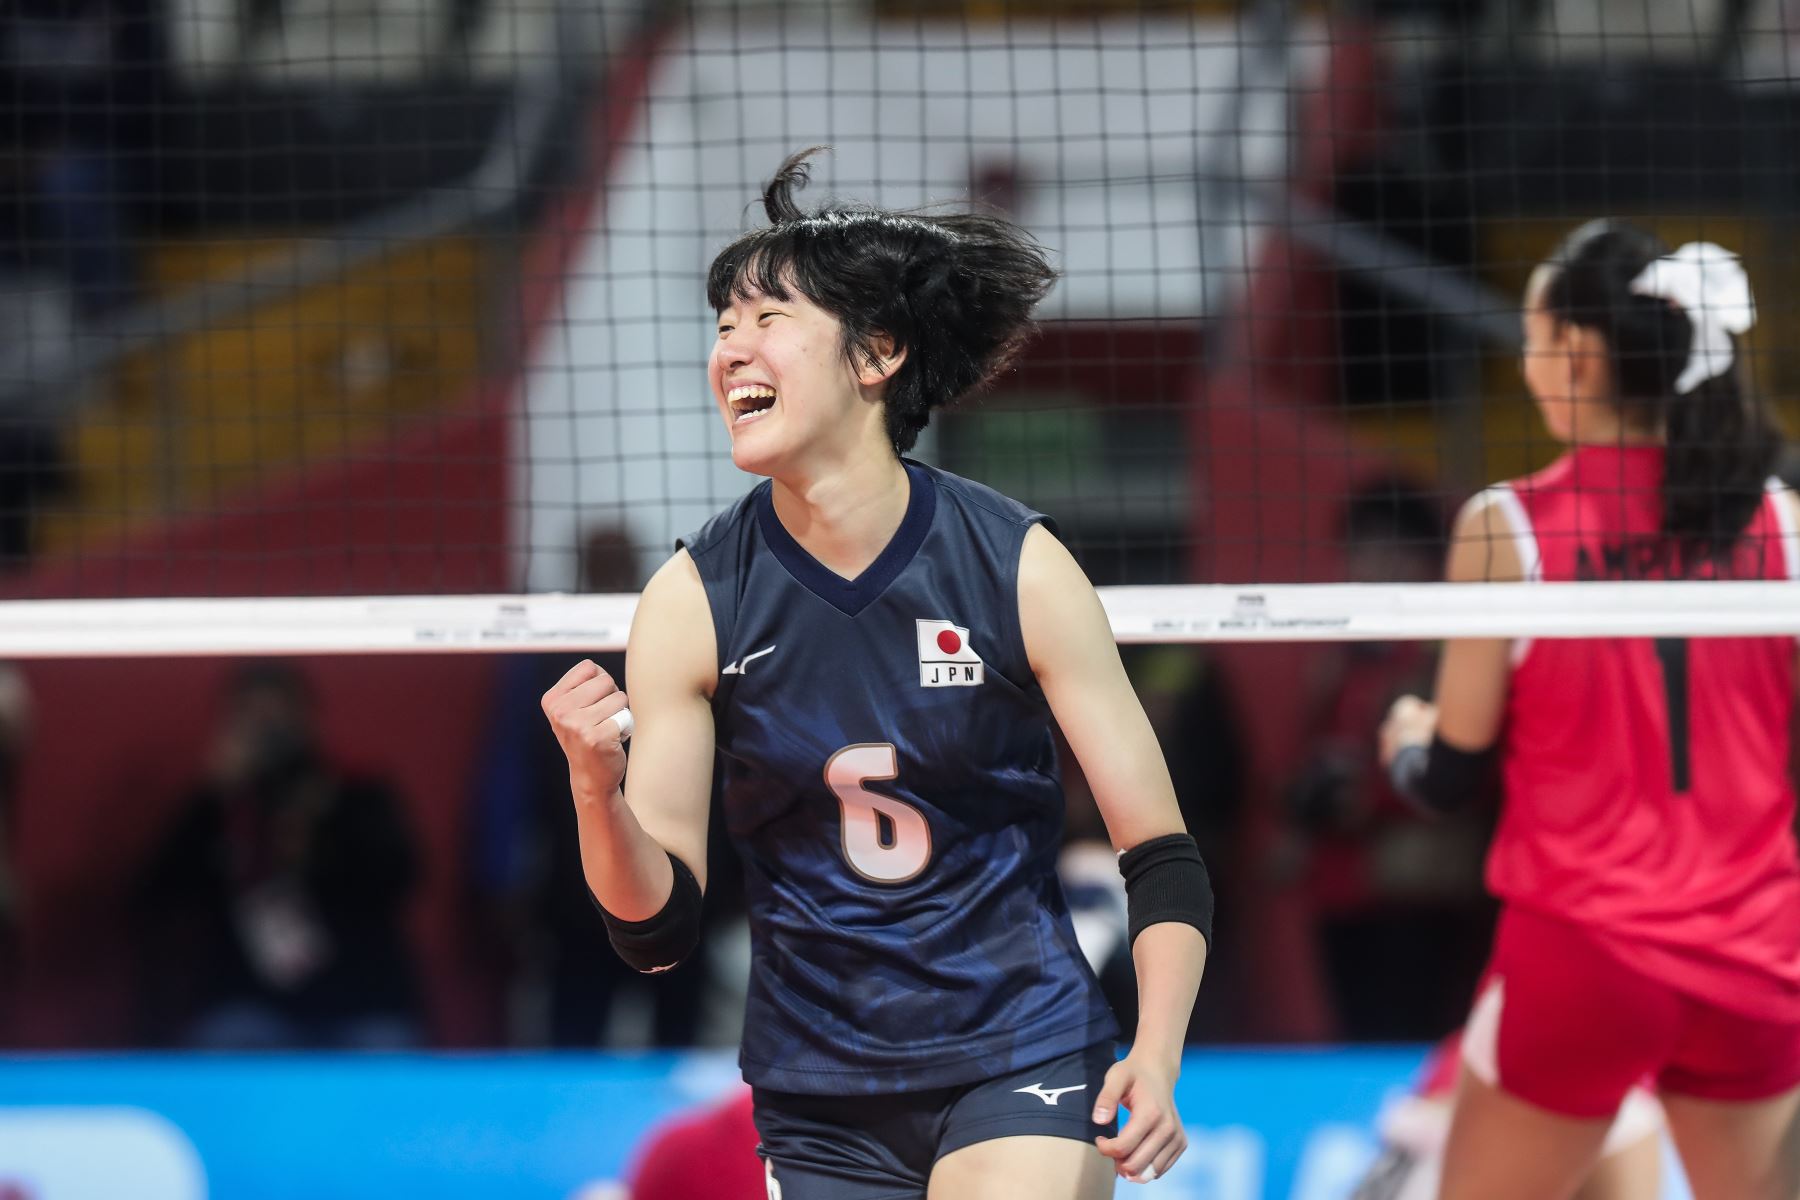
[1488,444,1800,1020]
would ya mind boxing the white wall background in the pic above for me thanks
[518,14,1313,590]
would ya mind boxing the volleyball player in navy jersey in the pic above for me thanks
[540,149,1212,1199]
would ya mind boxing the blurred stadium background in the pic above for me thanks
[0,0,1796,1194]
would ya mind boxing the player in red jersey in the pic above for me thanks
[1378,220,1800,1200]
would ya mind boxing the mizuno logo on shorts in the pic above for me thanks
[1014,1082,1086,1106]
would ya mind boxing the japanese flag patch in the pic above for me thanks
[917,619,984,687]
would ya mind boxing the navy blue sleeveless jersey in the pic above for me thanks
[677,460,1120,1095]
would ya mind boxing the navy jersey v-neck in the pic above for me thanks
[753,460,938,617]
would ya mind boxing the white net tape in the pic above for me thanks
[3,582,1797,658]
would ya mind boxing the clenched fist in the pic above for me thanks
[542,659,634,805]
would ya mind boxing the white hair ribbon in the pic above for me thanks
[1628,241,1756,394]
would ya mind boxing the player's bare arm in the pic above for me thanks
[541,547,717,923]
[1381,489,1522,769]
[1018,522,1207,1185]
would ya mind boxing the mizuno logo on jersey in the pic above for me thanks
[722,645,777,675]
[1014,1082,1086,1106]
[916,619,984,687]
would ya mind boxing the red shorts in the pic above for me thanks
[1464,906,1800,1118]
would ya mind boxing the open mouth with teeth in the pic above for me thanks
[727,384,778,425]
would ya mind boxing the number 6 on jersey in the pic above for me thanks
[825,743,932,883]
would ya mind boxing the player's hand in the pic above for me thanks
[1093,1052,1185,1184]
[1379,694,1438,767]
[541,659,632,804]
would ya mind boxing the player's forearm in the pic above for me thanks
[1128,922,1208,1070]
[573,784,678,922]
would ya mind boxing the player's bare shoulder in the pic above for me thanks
[1446,488,1528,584]
[1773,480,1800,593]
[1017,521,1111,679]
[1776,480,1800,538]
[630,548,720,699]
[1016,522,1079,606]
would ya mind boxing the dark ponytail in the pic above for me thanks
[707,147,1058,454]
[1540,219,1781,568]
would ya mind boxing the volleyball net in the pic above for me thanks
[1,0,1798,656]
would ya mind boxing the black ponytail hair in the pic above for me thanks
[1539,219,1782,568]
[706,147,1058,454]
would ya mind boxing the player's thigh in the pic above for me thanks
[1573,1127,1661,1200]
[1439,1068,1614,1200]
[1349,1095,1657,1200]
[926,1134,1113,1200]
[1659,1084,1800,1200]
[1656,991,1800,1200]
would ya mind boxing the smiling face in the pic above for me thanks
[709,284,893,477]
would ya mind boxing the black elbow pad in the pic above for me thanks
[1118,833,1214,950]
[594,852,704,975]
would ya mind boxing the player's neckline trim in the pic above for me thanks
[754,460,938,617]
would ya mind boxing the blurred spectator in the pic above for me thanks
[1059,646,1246,1042]
[0,0,164,319]
[470,525,742,1048]
[0,662,29,1043]
[135,661,424,1049]
[623,1088,762,1200]
[0,416,68,570]
[1132,646,1245,900]
[0,0,162,568]
[1057,836,1135,1031]
[1139,646,1249,1042]
[1282,478,1492,1041]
